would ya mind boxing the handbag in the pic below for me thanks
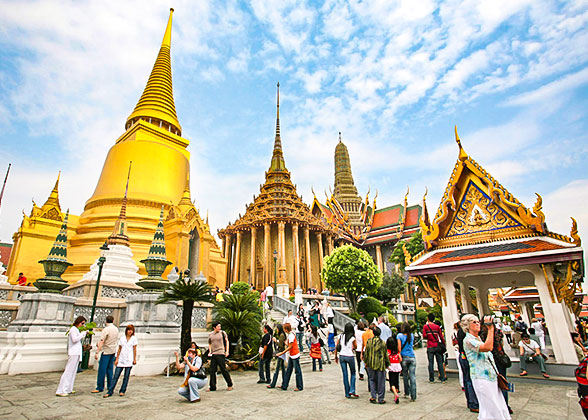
[336,334,342,353]
[489,358,510,392]
[426,324,446,353]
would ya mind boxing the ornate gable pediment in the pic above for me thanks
[419,127,560,250]
[446,180,521,238]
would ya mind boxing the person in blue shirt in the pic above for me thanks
[396,322,417,401]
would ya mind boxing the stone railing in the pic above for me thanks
[332,309,355,332]
[273,295,297,315]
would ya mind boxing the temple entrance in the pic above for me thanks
[188,228,200,279]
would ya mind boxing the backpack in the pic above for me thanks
[576,356,588,399]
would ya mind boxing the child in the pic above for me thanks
[386,336,402,404]
[309,325,323,372]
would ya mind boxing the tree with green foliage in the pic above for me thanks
[321,245,383,313]
[157,277,213,355]
[373,272,406,306]
[213,292,263,359]
[389,231,425,271]
[230,281,250,295]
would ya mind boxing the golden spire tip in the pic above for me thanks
[455,125,468,161]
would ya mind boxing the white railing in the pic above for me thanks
[273,296,355,332]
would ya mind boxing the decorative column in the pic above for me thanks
[458,281,472,314]
[376,245,383,272]
[264,223,270,289]
[438,274,459,361]
[292,223,300,289]
[221,236,227,259]
[532,264,577,364]
[304,227,312,290]
[225,234,232,286]
[327,235,334,255]
[317,232,324,270]
[277,222,286,283]
[250,227,256,286]
[233,231,242,283]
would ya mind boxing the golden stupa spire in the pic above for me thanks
[107,162,132,247]
[269,82,286,172]
[455,125,468,161]
[178,173,192,207]
[126,8,181,135]
[41,171,61,210]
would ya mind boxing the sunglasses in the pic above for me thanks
[471,320,480,324]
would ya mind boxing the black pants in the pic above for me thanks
[209,354,233,390]
[388,371,400,390]
[355,351,363,378]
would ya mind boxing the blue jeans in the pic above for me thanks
[339,355,356,397]
[296,332,305,352]
[259,357,271,382]
[96,353,115,392]
[459,353,479,410]
[269,357,285,387]
[281,357,303,390]
[401,356,417,400]
[177,377,207,402]
[312,357,323,371]
[108,366,132,395]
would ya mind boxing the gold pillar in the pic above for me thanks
[225,234,232,286]
[317,232,324,268]
[221,236,227,259]
[250,227,256,286]
[304,227,312,290]
[233,231,241,283]
[292,223,300,289]
[264,223,270,289]
[327,235,334,255]
[376,245,383,272]
[278,221,286,283]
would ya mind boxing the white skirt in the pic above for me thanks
[471,378,511,420]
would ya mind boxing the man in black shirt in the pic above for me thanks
[513,316,528,348]
[457,319,479,413]
[257,325,273,384]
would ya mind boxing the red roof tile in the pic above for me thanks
[372,207,400,228]
[0,243,11,267]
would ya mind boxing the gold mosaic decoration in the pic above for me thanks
[446,181,520,237]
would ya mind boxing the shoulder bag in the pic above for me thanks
[489,358,510,392]
[426,325,446,354]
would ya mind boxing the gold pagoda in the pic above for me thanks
[7,9,226,287]
[218,84,336,291]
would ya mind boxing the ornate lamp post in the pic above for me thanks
[82,241,109,369]
[273,249,278,293]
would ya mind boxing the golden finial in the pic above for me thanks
[571,217,581,246]
[423,186,428,201]
[405,185,410,202]
[338,132,342,143]
[455,125,468,161]
[162,8,174,48]
[311,186,317,198]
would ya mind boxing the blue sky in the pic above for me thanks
[0,0,587,251]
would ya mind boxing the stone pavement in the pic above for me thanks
[0,348,584,420]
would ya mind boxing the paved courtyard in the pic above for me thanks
[0,348,584,420]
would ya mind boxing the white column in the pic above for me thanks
[532,265,577,364]
[475,287,484,318]
[459,281,472,314]
[439,274,459,360]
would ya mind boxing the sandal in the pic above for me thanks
[542,373,550,378]
[519,371,528,376]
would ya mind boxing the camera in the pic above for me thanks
[483,315,495,326]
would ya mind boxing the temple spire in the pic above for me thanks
[126,8,181,135]
[107,162,132,246]
[41,171,61,210]
[269,82,286,172]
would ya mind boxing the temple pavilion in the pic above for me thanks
[218,85,336,292]
[406,127,584,373]
[6,9,226,286]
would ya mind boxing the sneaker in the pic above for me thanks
[257,380,266,384]
[379,400,386,404]
[191,398,201,403]
[56,393,68,397]
[350,394,359,399]
[394,395,399,404]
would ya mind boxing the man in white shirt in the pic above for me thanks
[530,318,546,350]
[283,310,298,330]
[264,285,274,308]
[377,315,392,344]
[93,315,119,393]
[519,333,549,378]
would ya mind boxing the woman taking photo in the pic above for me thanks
[56,316,88,397]
[104,324,138,398]
[462,314,510,420]
[335,323,358,399]
[176,347,206,402]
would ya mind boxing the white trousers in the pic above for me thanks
[537,334,546,350]
[56,355,81,395]
[471,377,511,420]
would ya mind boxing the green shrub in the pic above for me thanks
[230,281,250,295]
[366,312,379,323]
[348,312,361,321]
[386,314,398,327]
[357,297,385,316]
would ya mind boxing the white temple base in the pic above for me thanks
[0,331,70,375]
[82,244,140,284]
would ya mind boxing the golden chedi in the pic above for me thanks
[7,9,226,287]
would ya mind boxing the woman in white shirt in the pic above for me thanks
[335,322,359,399]
[56,316,88,396]
[354,321,366,380]
[104,324,138,397]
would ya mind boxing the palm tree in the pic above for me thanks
[157,275,213,355]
